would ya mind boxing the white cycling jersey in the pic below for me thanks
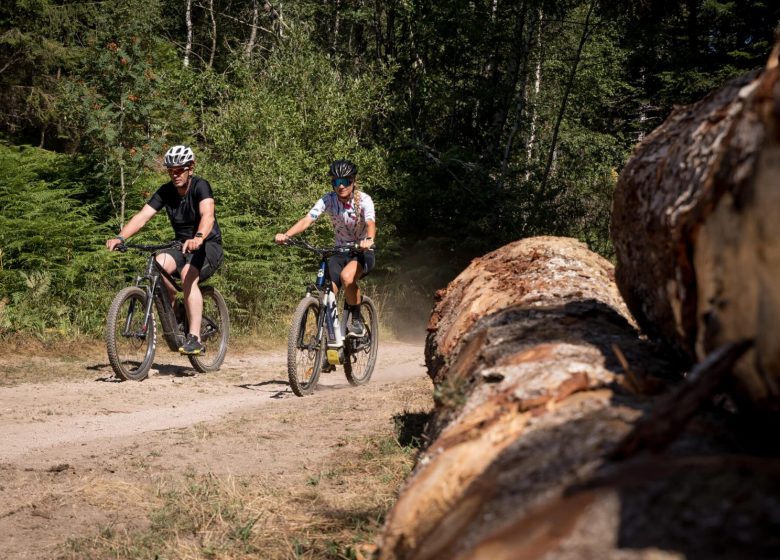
[309,191,375,245]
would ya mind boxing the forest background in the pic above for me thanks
[0,0,778,341]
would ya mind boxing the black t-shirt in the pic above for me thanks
[147,176,222,243]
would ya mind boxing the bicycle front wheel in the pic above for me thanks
[344,296,378,386]
[106,286,156,381]
[188,286,230,373]
[288,296,325,396]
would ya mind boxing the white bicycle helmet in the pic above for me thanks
[163,145,195,168]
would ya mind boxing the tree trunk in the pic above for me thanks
[375,236,780,560]
[492,1,530,182]
[331,0,341,57]
[523,7,543,181]
[245,0,259,59]
[184,0,193,67]
[207,0,217,68]
[539,0,594,193]
[612,44,780,413]
[119,164,126,229]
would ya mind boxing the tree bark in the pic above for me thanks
[207,0,217,69]
[523,7,543,181]
[611,44,780,413]
[375,236,780,560]
[245,0,259,59]
[377,238,659,559]
[184,0,193,67]
[539,0,594,192]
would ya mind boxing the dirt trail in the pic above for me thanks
[0,340,430,558]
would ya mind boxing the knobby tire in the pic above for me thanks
[188,286,230,372]
[288,296,324,396]
[106,286,156,381]
[344,295,378,386]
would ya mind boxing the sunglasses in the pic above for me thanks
[332,178,353,188]
[167,166,191,176]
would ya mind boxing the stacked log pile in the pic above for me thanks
[371,46,780,560]
[612,45,780,412]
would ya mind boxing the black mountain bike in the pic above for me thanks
[282,238,378,397]
[105,240,230,381]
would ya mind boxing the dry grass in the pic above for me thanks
[59,430,422,560]
[58,380,430,560]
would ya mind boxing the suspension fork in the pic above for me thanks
[122,282,155,338]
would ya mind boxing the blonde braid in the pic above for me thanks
[353,187,364,238]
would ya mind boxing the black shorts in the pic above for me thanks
[328,250,375,288]
[160,241,224,282]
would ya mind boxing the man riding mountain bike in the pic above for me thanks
[274,159,376,337]
[105,145,224,355]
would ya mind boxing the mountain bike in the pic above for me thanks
[282,238,378,397]
[105,240,230,381]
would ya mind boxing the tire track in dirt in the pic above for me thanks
[0,341,427,465]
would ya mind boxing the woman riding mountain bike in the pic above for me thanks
[274,159,376,337]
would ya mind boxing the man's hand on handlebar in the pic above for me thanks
[182,237,203,253]
[274,233,290,245]
[106,238,124,252]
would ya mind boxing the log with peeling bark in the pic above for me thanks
[611,45,780,412]
[372,236,780,560]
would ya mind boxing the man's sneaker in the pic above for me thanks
[179,333,205,355]
[348,313,365,337]
[322,363,336,373]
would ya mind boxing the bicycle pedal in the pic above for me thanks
[326,349,341,365]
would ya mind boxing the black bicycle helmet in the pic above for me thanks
[329,159,358,178]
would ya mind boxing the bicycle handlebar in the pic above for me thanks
[281,237,373,256]
[117,240,183,253]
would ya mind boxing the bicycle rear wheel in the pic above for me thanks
[288,296,325,396]
[188,286,230,373]
[344,296,378,386]
[106,287,156,381]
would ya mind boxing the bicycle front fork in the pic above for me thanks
[323,291,349,365]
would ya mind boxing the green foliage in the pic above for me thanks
[1,0,779,339]
[201,29,395,333]
[0,143,119,335]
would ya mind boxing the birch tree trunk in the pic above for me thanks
[611,44,780,412]
[524,7,543,180]
[184,0,193,67]
[207,0,217,69]
[331,0,341,56]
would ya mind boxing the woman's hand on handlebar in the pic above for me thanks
[358,237,374,251]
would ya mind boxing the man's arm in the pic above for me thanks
[105,204,158,251]
[183,198,215,253]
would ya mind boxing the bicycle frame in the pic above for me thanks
[306,258,346,366]
[124,244,186,352]
[288,239,365,365]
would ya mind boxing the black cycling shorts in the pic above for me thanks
[159,241,224,282]
[327,250,375,288]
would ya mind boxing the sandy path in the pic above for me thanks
[0,340,426,466]
[0,340,431,559]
